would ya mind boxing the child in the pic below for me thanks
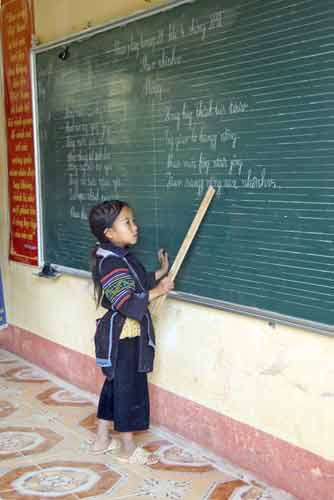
[88,200,174,463]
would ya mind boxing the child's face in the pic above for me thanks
[104,206,138,247]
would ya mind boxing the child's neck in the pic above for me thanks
[107,239,125,249]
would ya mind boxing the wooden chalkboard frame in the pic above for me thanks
[30,0,334,336]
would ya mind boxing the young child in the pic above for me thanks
[88,200,174,463]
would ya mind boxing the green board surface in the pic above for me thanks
[35,0,334,327]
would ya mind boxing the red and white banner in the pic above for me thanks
[1,0,38,265]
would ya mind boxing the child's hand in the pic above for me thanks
[155,249,169,281]
[157,275,174,295]
[149,275,174,302]
[158,248,169,274]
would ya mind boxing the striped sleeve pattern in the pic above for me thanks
[101,267,136,309]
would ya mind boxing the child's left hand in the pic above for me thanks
[158,248,169,275]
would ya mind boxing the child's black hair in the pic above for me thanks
[88,200,129,306]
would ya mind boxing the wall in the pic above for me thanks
[1,1,333,499]
[34,0,165,44]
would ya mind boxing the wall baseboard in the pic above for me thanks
[1,324,332,499]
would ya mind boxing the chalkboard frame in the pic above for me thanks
[30,0,334,336]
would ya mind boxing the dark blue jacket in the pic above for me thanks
[94,241,156,380]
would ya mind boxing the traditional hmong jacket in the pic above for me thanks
[94,241,156,380]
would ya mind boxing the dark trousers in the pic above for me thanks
[97,337,149,432]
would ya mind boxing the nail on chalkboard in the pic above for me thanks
[58,46,70,61]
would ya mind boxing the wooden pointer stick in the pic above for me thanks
[150,186,216,317]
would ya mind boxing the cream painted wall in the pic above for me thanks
[0,0,333,463]
[33,0,165,43]
[155,301,334,460]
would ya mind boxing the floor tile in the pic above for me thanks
[0,349,295,500]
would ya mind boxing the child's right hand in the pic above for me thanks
[157,276,174,295]
[149,275,174,302]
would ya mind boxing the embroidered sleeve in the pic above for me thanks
[99,257,149,320]
[101,268,136,309]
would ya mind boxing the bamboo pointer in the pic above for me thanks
[150,186,216,318]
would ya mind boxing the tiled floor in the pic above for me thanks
[0,349,295,500]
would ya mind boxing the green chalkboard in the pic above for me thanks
[34,0,334,329]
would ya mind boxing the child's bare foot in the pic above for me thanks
[116,446,159,465]
[91,419,111,453]
[115,432,158,464]
[91,437,110,453]
[121,443,136,457]
[119,432,136,458]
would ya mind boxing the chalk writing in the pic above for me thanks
[141,47,182,72]
[166,152,244,176]
[36,0,281,266]
[112,10,224,65]
[166,166,277,197]
[62,109,121,219]
[145,78,163,99]
[189,10,224,40]
[165,127,239,153]
[164,98,248,131]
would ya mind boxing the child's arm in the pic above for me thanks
[100,256,173,320]
[145,248,169,289]
[149,249,173,300]
[100,256,148,320]
[148,275,174,302]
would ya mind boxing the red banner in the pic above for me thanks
[1,0,38,265]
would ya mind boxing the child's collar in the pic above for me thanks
[98,241,129,258]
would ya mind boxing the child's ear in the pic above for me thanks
[104,227,113,239]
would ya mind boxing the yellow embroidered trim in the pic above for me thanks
[120,317,141,339]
